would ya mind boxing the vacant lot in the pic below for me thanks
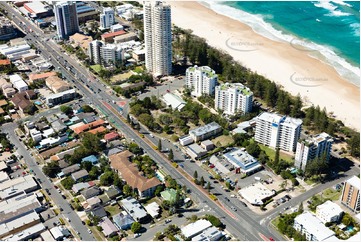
[110,71,133,84]
[212,135,234,147]
[259,144,294,164]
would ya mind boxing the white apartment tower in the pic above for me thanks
[100,7,115,30]
[54,1,79,39]
[144,1,172,76]
[186,66,217,97]
[295,132,333,171]
[88,40,123,66]
[255,112,303,152]
[215,83,253,115]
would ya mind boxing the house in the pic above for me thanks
[50,226,71,241]
[90,206,107,218]
[72,181,95,194]
[179,135,194,146]
[73,119,105,135]
[316,201,344,224]
[294,212,335,241]
[192,226,224,241]
[113,211,135,230]
[189,122,222,142]
[28,71,57,83]
[162,93,186,111]
[100,217,119,237]
[69,33,93,51]
[85,196,101,209]
[201,140,215,151]
[121,197,148,223]
[45,76,71,93]
[87,126,107,135]
[81,155,98,165]
[71,169,89,181]
[104,131,120,142]
[161,188,178,204]
[10,91,36,113]
[46,89,77,107]
[81,186,101,200]
[186,143,207,160]
[109,150,161,198]
[181,219,212,239]
[105,186,122,200]
[144,202,160,218]
[101,30,127,43]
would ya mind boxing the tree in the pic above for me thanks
[154,185,164,196]
[131,222,141,233]
[193,170,198,179]
[348,133,360,157]
[274,148,280,164]
[100,170,117,186]
[168,149,174,161]
[89,166,100,180]
[42,161,61,178]
[128,143,143,155]
[187,215,198,223]
[298,202,304,214]
[246,142,261,157]
[158,139,162,151]
[81,161,93,172]
[61,177,75,190]
[60,105,72,115]
[206,182,211,192]
[200,176,205,187]
[342,213,354,227]
[204,214,222,228]
[82,105,95,113]
[81,133,104,153]
[291,94,303,118]
[123,184,132,196]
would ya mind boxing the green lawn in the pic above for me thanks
[212,135,234,147]
[104,204,122,217]
[90,64,103,73]
[271,217,281,229]
[259,144,294,164]
[321,188,341,201]
[133,66,143,73]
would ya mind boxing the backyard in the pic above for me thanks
[259,144,294,164]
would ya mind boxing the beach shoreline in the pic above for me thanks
[169,1,360,131]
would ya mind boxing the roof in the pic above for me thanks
[121,197,148,220]
[238,182,274,205]
[0,99,8,106]
[163,93,186,111]
[61,164,80,175]
[71,169,89,180]
[2,221,45,241]
[29,72,56,82]
[192,226,223,241]
[87,126,107,134]
[81,155,98,163]
[316,201,343,218]
[73,119,105,134]
[188,143,206,155]
[223,148,262,173]
[201,140,214,146]
[50,226,70,240]
[181,219,212,238]
[0,59,11,65]
[109,151,161,193]
[69,33,93,49]
[104,131,120,141]
[100,217,118,237]
[294,212,335,241]
[11,92,33,110]
[105,186,121,199]
[45,75,70,92]
[346,175,361,189]
[91,206,107,218]
[144,202,160,218]
[161,189,177,202]
[81,186,101,199]
[0,175,38,200]
[87,196,101,206]
[189,122,222,137]
[23,1,49,14]
[101,30,127,39]
[113,212,134,229]
[72,182,90,193]
[0,211,40,237]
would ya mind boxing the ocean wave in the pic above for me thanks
[314,1,352,17]
[205,1,360,86]
[331,0,352,7]
[350,23,360,36]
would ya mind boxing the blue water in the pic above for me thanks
[203,1,360,85]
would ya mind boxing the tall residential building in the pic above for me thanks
[100,7,115,30]
[294,132,333,171]
[215,83,253,116]
[88,40,103,64]
[144,1,172,76]
[186,66,217,97]
[0,17,17,41]
[340,176,360,213]
[54,1,79,39]
[255,112,302,152]
[88,40,123,66]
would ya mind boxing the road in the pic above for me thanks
[0,3,276,240]
[0,122,95,241]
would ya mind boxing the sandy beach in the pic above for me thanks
[169,1,360,131]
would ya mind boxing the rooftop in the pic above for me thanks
[238,182,274,205]
[316,201,343,218]
[121,197,147,220]
[101,30,127,39]
[346,176,361,189]
[223,148,262,172]
[189,122,221,137]
[162,93,186,111]
[294,212,335,241]
[181,219,212,238]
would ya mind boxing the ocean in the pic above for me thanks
[203,1,360,86]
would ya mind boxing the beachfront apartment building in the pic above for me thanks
[255,112,302,152]
[214,83,253,116]
[88,40,124,66]
[294,132,333,171]
[144,1,172,76]
[54,1,79,39]
[185,66,218,97]
[340,176,360,213]
[100,7,115,30]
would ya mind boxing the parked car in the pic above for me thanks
[231,206,237,211]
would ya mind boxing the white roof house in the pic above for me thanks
[316,201,344,224]
[181,219,212,239]
[2,223,45,241]
[50,226,70,240]
[238,182,274,205]
[294,212,335,241]
[192,226,224,241]
[144,201,160,218]
[162,93,186,111]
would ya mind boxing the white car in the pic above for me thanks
[134,233,141,238]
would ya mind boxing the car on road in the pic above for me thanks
[225,197,230,202]
[134,233,141,238]
[230,194,236,198]
[88,229,92,234]
[165,219,172,224]
[231,206,237,211]
[60,208,63,211]
[240,201,247,207]
[66,218,71,222]
[269,237,274,241]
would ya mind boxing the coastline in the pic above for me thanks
[169,1,360,131]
